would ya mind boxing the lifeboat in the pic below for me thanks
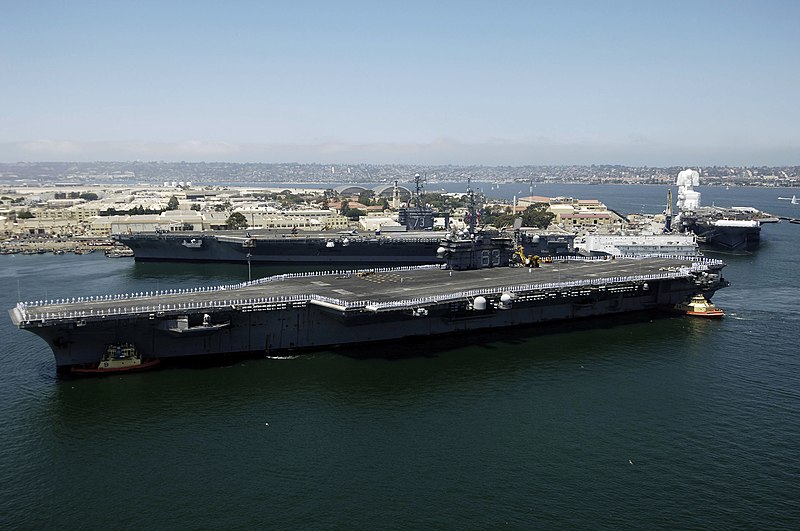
[675,294,724,318]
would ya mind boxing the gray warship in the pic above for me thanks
[114,227,574,265]
[115,229,448,265]
[115,176,573,264]
[9,226,727,372]
[674,169,778,252]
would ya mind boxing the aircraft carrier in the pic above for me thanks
[673,169,778,252]
[9,248,728,372]
[114,177,575,265]
[114,228,576,265]
[115,229,448,265]
[677,207,776,252]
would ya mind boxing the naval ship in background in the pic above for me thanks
[115,179,576,265]
[673,169,778,252]
[117,228,447,265]
[116,227,575,266]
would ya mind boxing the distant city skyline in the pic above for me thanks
[2,1,798,166]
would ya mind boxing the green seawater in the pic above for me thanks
[1,185,799,529]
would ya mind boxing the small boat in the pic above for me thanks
[675,294,724,318]
[71,343,160,375]
[105,248,135,258]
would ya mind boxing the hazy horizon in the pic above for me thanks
[3,1,798,166]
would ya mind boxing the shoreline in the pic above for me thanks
[1,237,118,255]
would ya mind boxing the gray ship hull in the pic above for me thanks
[678,206,773,253]
[10,257,728,370]
[115,230,576,265]
[116,231,446,265]
[690,221,760,252]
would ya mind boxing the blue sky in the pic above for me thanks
[1,1,798,165]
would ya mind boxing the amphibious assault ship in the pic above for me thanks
[9,228,727,372]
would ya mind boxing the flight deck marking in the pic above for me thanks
[356,273,404,284]
[332,289,355,295]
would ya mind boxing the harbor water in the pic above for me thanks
[1,185,799,528]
